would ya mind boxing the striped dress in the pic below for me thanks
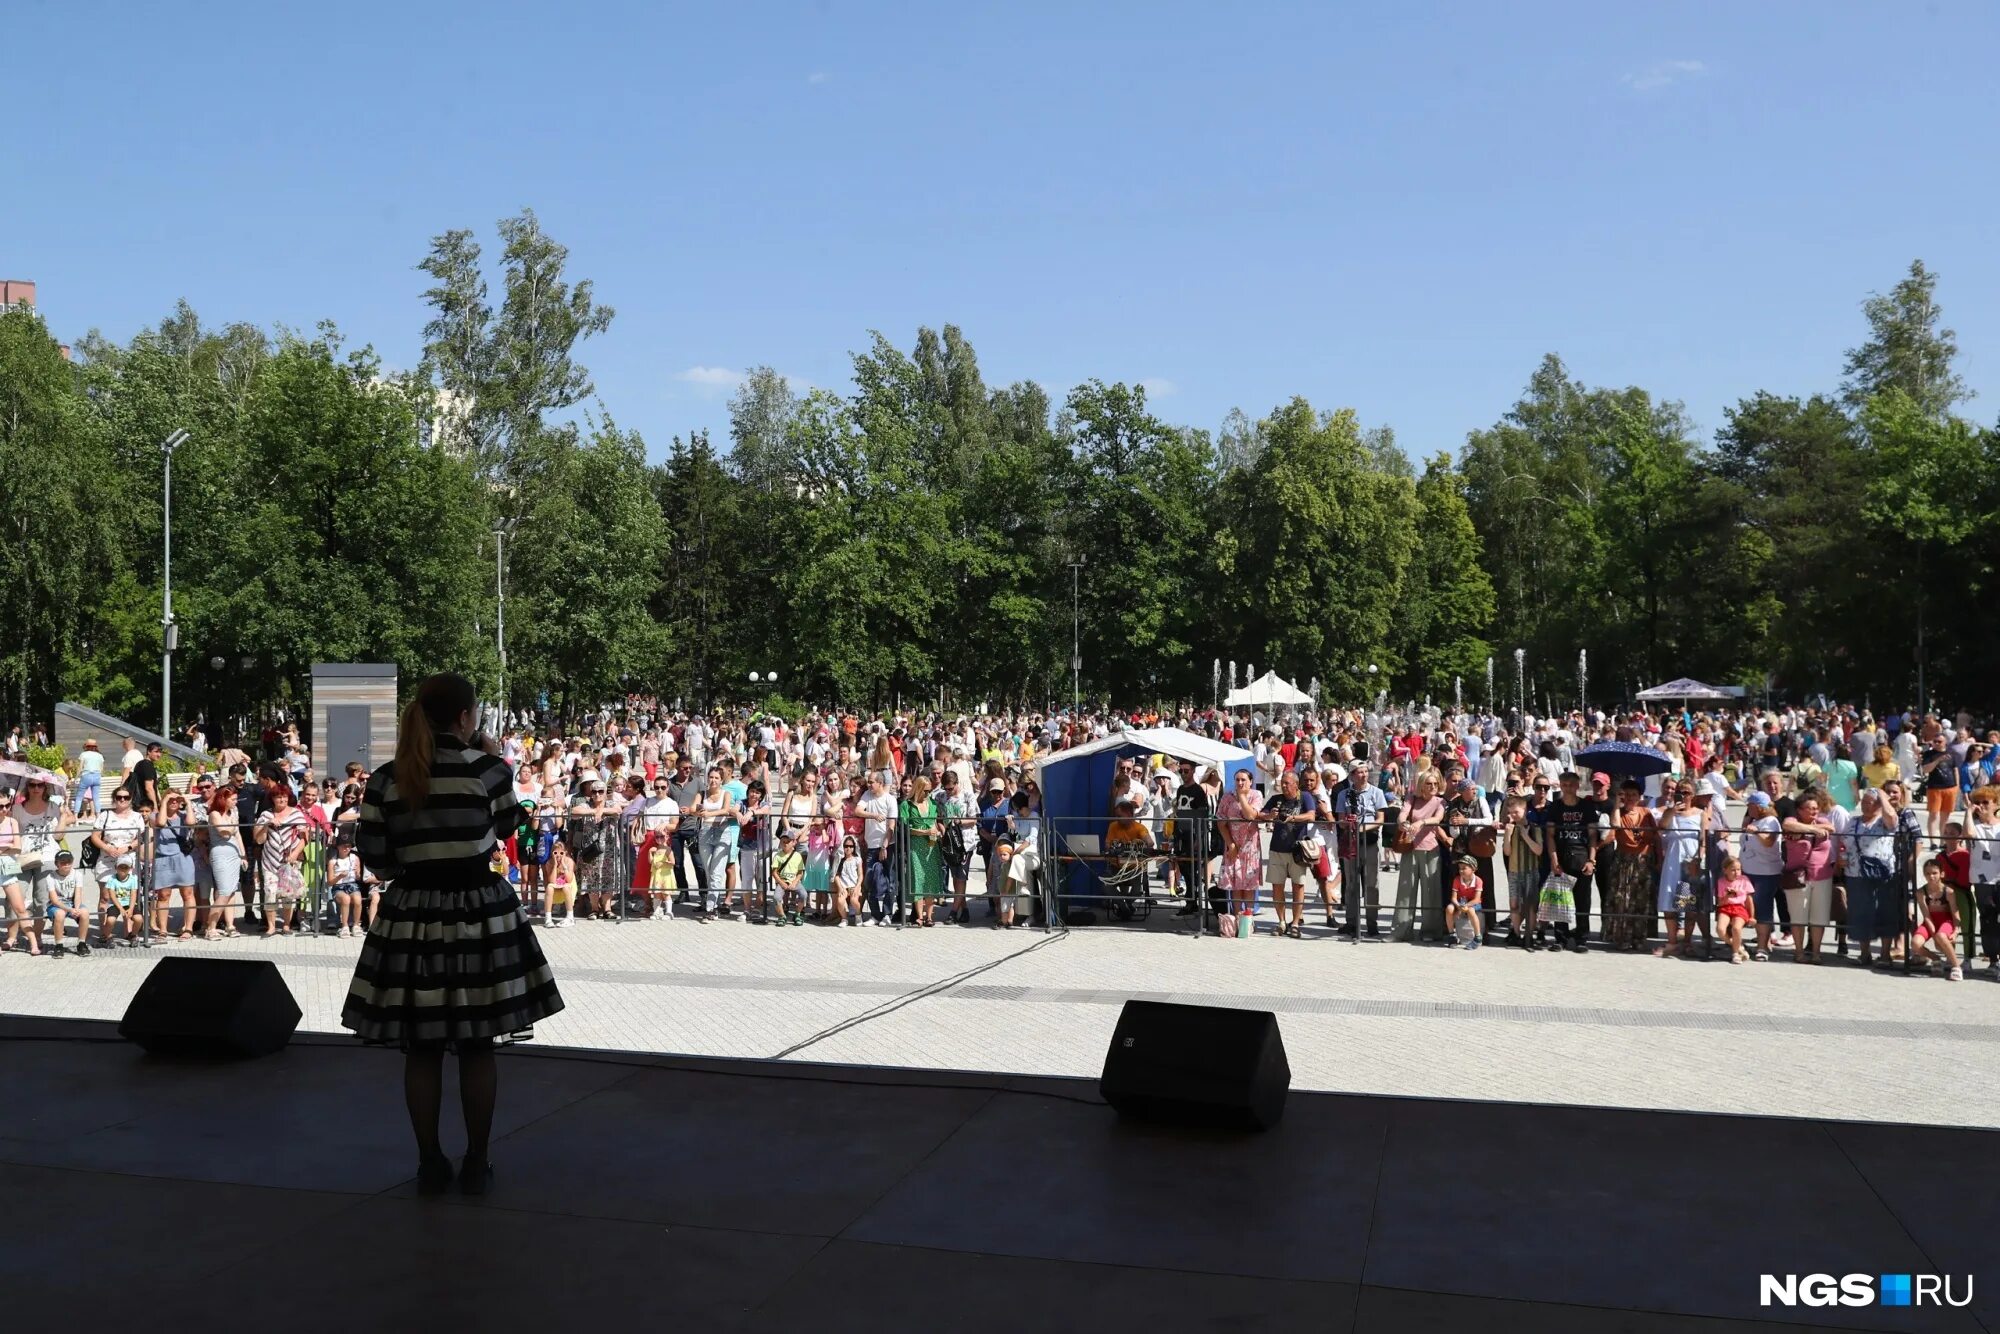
[340,738,563,1049]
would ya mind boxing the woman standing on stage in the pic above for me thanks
[341,672,564,1196]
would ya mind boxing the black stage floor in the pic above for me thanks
[2,1013,1992,1333]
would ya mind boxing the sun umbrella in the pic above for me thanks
[1572,739,1672,779]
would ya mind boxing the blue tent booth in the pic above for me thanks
[1034,727,1256,916]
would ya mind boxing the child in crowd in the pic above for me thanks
[807,816,838,922]
[328,837,363,938]
[544,841,575,927]
[1500,793,1542,950]
[1913,858,1962,980]
[835,835,865,926]
[648,839,678,907]
[1936,820,1972,960]
[771,829,806,925]
[1714,855,1754,963]
[101,856,141,945]
[1447,855,1483,949]
[44,849,95,957]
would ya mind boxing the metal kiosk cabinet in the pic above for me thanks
[311,664,397,782]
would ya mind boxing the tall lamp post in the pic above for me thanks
[493,517,515,729]
[1067,555,1085,715]
[160,428,190,738]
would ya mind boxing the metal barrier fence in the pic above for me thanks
[2,802,1991,972]
[1038,807,1994,967]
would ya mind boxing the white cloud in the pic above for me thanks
[1139,377,1178,398]
[675,365,745,392]
[806,71,830,85]
[1624,59,1706,92]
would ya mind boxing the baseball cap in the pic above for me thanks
[1747,791,1772,808]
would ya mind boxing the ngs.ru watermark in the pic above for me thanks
[1761,1274,1974,1309]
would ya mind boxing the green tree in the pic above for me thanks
[1065,380,1217,704]
[417,208,614,491]
[1591,393,1702,688]
[1708,393,1870,695]
[1218,398,1416,701]
[726,367,801,491]
[220,333,494,707]
[1858,389,1989,705]
[509,420,670,714]
[651,429,746,707]
[0,311,122,722]
[1842,260,1971,420]
[1460,355,1604,676]
[1398,453,1493,698]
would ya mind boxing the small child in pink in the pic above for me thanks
[1714,856,1754,963]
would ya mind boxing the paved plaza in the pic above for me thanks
[6,906,1992,1129]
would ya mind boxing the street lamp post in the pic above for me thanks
[160,429,189,738]
[1067,556,1085,715]
[493,518,515,729]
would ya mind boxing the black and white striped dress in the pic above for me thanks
[340,737,563,1049]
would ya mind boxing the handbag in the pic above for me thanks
[1391,824,1417,854]
[1539,870,1577,926]
[1293,830,1324,867]
[1467,825,1498,860]
[1780,836,1810,891]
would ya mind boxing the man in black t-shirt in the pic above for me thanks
[128,742,163,812]
[1543,771,1605,952]
[1171,759,1215,919]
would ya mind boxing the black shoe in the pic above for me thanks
[1568,939,1587,953]
[416,1153,454,1196]
[459,1155,492,1197]
[1364,926,1381,939]
[76,942,91,957]
[1175,905,1198,917]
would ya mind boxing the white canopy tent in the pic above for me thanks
[1035,726,1254,785]
[1223,670,1313,709]
[1634,677,1740,703]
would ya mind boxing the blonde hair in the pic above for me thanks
[395,673,477,813]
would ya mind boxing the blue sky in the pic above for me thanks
[9,2,1997,461]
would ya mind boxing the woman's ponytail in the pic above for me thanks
[395,696,436,812]
[393,672,480,813]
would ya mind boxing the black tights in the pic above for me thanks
[404,1043,497,1163]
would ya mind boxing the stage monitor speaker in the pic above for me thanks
[1098,1000,1290,1131]
[118,957,302,1059]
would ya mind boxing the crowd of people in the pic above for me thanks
[2,701,1996,984]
